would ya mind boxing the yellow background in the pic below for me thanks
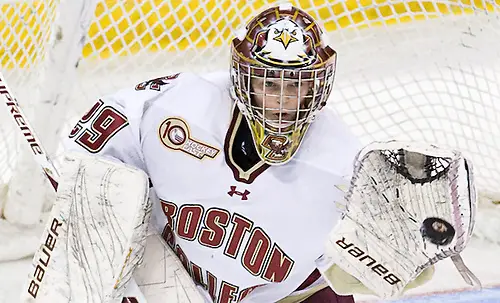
[1,0,498,68]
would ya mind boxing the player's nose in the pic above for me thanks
[266,95,296,107]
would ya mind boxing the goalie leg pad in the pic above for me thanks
[22,152,151,303]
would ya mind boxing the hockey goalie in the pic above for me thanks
[21,3,479,303]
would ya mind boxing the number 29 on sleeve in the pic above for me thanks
[69,99,128,153]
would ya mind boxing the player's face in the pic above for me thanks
[250,77,312,130]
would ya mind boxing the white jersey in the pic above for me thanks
[64,72,361,303]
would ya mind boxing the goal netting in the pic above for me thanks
[0,0,499,260]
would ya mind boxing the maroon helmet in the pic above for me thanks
[230,3,337,165]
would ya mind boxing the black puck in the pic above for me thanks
[420,217,455,246]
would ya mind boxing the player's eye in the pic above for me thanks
[289,81,299,87]
[265,81,276,88]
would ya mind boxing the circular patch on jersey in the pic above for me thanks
[158,117,220,160]
[168,126,187,145]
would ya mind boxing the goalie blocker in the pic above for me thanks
[21,153,151,302]
[321,141,480,299]
[21,153,202,303]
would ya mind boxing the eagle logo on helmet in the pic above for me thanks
[251,18,316,68]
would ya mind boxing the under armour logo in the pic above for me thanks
[228,186,250,200]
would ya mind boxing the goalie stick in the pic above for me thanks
[0,72,60,191]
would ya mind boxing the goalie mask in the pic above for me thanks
[230,4,337,165]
